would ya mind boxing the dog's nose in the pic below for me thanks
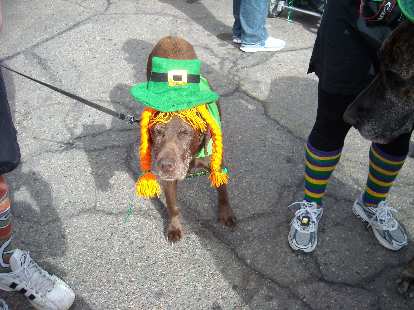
[159,158,176,173]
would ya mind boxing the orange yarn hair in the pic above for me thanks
[136,104,228,199]
[136,107,161,198]
[195,105,228,187]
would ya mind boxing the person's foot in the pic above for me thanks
[240,36,286,53]
[353,195,408,251]
[232,36,242,44]
[0,249,75,310]
[288,201,323,253]
[0,299,8,310]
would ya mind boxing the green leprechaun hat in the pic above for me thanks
[130,57,219,112]
[398,0,414,22]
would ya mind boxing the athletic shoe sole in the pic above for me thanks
[240,46,285,53]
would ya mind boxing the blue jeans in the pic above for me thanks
[233,0,268,46]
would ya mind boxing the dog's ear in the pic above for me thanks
[189,131,206,155]
[380,21,414,80]
[146,36,197,81]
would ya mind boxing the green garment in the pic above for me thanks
[196,77,221,158]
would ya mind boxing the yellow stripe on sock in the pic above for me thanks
[304,189,324,199]
[365,187,388,199]
[305,145,341,161]
[369,161,400,176]
[368,173,393,187]
[305,160,336,172]
[304,174,329,185]
[371,147,405,166]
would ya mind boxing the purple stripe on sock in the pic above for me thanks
[305,183,325,194]
[306,143,342,157]
[372,144,407,162]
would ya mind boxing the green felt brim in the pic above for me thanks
[130,82,219,112]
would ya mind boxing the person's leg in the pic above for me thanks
[303,86,355,205]
[0,69,19,273]
[232,0,242,41]
[239,0,268,45]
[0,70,20,176]
[363,137,410,207]
[288,86,356,252]
[353,131,412,250]
[238,0,285,52]
[0,176,12,273]
[0,69,75,309]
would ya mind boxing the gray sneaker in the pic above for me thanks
[353,195,408,251]
[288,201,323,253]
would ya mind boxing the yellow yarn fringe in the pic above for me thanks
[196,104,228,188]
[136,172,161,198]
[149,107,208,132]
[209,170,229,187]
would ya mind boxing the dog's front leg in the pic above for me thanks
[216,184,236,227]
[162,180,183,242]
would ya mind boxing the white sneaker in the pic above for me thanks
[353,196,408,251]
[232,37,242,44]
[240,36,286,53]
[288,201,323,253]
[0,249,75,310]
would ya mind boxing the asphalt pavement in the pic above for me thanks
[1,0,414,309]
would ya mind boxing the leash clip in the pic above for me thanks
[127,115,138,125]
[119,113,138,125]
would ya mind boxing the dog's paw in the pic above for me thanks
[397,259,414,298]
[397,277,414,298]
[167,225,183,242]
[219,207,237,228]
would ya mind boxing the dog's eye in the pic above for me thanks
[153,127,165,136]
[178,129,190,137]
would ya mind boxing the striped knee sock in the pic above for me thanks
[304,143,342,205]
[363,144,406,207]
[0,176,13,273]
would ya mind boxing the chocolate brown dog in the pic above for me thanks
[144,37,236,241]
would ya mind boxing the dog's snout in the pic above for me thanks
[159,158,176,173]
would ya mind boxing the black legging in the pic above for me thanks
[308,86,412,157]
[0,69,21,175]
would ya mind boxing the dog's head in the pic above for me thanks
[147,37,204,181]
[343,21,414,143]
[150,116,204,181]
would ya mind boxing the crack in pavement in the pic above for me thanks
[1,0,113,62]
[194,214,316,310]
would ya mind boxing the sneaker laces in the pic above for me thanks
[289,201,321,233]
[20,252,55,296]
[366,200,399,231]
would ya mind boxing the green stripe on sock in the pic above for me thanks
[363,145,405,206]
[303,143,341,205]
